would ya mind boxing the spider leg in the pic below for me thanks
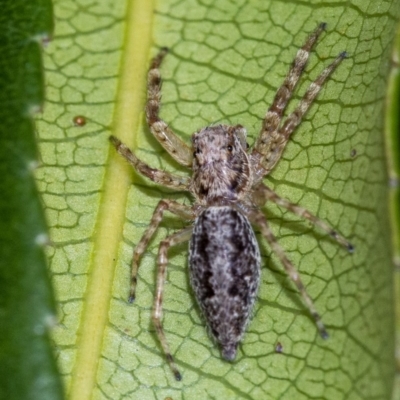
[258,52,347,175]
[252,23,326,162]
[109,135,190,191]
[128,199,194,302]
[147,48,193,167]
[253,183,354,252]
[152,226,193,381]
[248,209,329,339]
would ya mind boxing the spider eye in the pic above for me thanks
[227,145,233,152]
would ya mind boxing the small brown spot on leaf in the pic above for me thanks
[73,115,87,126]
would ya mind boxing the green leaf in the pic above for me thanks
[0,1,64,400]
[35,0,398,398]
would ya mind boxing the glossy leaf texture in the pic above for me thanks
[0,1,64,400]
[35,0,399,399]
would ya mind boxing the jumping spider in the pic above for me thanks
[110,23,353,381]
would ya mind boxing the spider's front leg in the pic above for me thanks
[252,24,326,160]
[128,199,194,302]
[251,24,347,180]
[146,48,193,167]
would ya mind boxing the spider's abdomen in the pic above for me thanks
[189,206,261,360]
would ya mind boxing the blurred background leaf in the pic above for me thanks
[385,21,400,400]
[0,1,64,400]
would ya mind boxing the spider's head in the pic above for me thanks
[191,124,248,167]
[191,124,251,203]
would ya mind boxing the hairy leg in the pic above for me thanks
[257,52,346,176]
[152,227,193,381]
[147,48,193,167]
[110,135,190,191]
[253,183,354,252]
[129,200,194,302]
[248,208,329,339]
[252,24,326,162]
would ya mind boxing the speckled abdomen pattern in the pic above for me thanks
[189,206,261,360]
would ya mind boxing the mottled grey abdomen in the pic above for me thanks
[189,206,261,361]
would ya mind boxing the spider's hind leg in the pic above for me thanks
[152,227,193,381]
[248,208,329,339]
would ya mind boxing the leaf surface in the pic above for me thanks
[35,0,398,398]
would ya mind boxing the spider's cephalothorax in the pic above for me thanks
[191,124,252,204]
[109,23,353,381]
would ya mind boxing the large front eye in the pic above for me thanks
[193,148,201,157]
[227,145,233,152]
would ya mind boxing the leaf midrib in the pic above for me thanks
[68,1,155,398]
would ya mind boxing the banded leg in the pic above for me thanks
[253,183,354,252]
[257,51,348,174]
[129,200,194,302]
[249,209,329,339]
[253,23,326,159]
[280,52,346,139]
[147,48,193,167]
[110,135,190,191]
[152,227,193,381]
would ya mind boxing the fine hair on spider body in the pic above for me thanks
[109,22,353,381]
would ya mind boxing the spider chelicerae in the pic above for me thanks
[110,23,353,381]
